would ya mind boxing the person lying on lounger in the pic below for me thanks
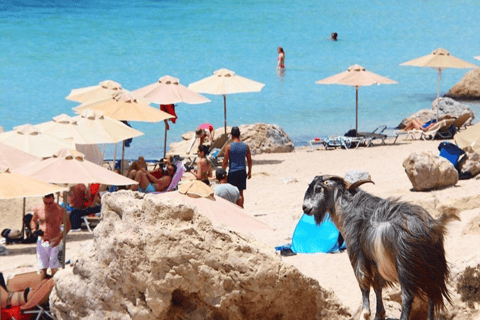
[133,163,177,193]
[402,115,453,131]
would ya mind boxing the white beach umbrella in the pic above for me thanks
[188,68,265,135]
[316,64,397,135]
[401,48,477,100]
[66,80,123,103]
[0,142,41,170]
[0,124,75,158]
[134,75,211,157]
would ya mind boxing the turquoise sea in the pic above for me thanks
[1,0,480,159]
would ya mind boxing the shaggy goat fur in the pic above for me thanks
[302,175,459,320]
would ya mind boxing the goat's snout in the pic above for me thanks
[302,204,312,215]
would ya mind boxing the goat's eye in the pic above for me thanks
[323,181,329,186]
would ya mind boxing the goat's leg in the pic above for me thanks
[359,287,371,320]
[399,288,414,320]
[372,277,386,320]
[427,298,435,320]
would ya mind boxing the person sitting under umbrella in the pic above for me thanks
[189,145,213,185]
[186,123,214,154]
[133,163,177,193]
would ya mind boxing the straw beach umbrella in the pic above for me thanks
[0,124,75,158]
[66,80,123,103]
[400,48,477,99]
[316,64,397,135]
[188,68,265,135]
[455,122,480,154]
[134,75,211,158]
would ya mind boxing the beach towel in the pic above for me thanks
[276,213,346,255]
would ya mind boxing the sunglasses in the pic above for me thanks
[43,199,54,204]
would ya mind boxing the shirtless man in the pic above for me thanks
[133,163,177,193]
[31,194,71,279]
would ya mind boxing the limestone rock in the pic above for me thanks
[459,148,480,178]
[170,123,294,155]
[403,151,458,191]
[344,171,371,184]
[50,191,350,320]
[445,67,480,100]
[432,97,475,123]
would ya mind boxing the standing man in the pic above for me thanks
[31,194,71,279]
[213,168,241,206]
[222,126,252,208]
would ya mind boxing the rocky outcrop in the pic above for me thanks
[50,191,350,320]
[403,151,458,191]
[445,67,480,100]
[169,123,295,155]
[396,98,474,129]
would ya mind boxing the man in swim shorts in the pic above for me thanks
[31,194,71,279]
[134,163,177,193]
[222,126,252,208]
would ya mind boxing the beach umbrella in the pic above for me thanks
[188,68,265,135]
[0,142,41,170]
[13,148,138,186]
[0,124,75,158]
[160,191,272,234]
[475,56,480,61]
[73,92,173,171]
[66,80,123,103]
[316,64,397,135]
[35,114,112,145]
[400,48,477,99]
[73,91,173,123]
[455,122,480,154]
[134,75,211,158]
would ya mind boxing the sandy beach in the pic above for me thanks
[2,137,480,316]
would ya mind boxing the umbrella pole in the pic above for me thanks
[121,140,126,175]
[164,124,168,159]
[224,95,227,135]
[21,198,26,239]
[355,87,359,137]
[113,143,117,171]
[61,191,67,269]
[437,68,442,120]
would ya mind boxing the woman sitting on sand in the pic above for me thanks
[189,145,212,185]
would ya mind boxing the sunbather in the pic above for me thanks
[133,163,177,193]
[1,272,54,311]
[186,123,214,154]
[189,145,212,185]
[403,115,453,131]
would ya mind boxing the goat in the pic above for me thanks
[302,175,459,320]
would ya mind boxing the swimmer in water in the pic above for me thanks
[277,47,285,69]
[331,32,338,41]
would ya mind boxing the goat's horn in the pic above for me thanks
[346,179,375,190]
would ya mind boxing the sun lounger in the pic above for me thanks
[421,119,456,141]
[453,112,472,131]
[357,125,388,145]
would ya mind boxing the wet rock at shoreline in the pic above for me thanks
[403,151,458,191]
[445,68,480,100]
[49,191,350,320]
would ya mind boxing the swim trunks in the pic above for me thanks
[139,183,155,193]
[36,238,63,270]
[227,169,247,191]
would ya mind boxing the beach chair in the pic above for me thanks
[1,271,54,320]
[357,125,388,145]
[421,119,456,141]
[322,136,353,149]
[453,112,472,131]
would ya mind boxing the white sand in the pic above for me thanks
[1,138,479,313]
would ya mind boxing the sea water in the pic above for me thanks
[1,0,480,160]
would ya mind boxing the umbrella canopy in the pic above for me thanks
[134,75,211,105]
[160,191,272,234]
[0,142,40,170]
[188,68,265,134]
[0,124,76,158]
[66,80,123,103]
[35,114,113,145]
[178,180,215,198]
[400,48,477,99]
[73,91,174,123]
[73,110,144,143]
[455,122,480,154]
[0,165,67,199]
[316,64,397,134]
[13,148,138,186]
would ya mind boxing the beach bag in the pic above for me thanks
[438,141,465,172]
[1,214,38,245]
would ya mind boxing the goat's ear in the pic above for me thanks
[346,179,375,190]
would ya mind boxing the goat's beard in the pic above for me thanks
[312,201,329,226]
